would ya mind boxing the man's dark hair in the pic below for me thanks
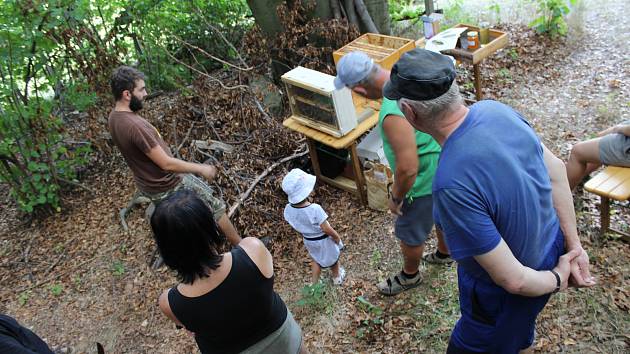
[110,66,145,101]
[150,190,224,284]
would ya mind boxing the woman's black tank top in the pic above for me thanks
[168,246,288,354]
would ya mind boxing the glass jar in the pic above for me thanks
[467,31,479,51]
[479,22,490,44]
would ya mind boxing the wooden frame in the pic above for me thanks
[333,33,416,70]
[282,66,358,138]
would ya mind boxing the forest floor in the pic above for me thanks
[1,0,628,353]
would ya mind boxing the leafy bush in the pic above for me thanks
[0,0,254,213]
[529,0,576,36]
[389,0,424,21]
[0,1,96,213]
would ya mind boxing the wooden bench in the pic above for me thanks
[584,166,630,241]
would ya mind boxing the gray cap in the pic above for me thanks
[333,51,374,89]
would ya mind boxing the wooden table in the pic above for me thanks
[283,100,380,205]
[416,24,508,101]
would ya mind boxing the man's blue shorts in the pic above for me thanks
[447,230,565,354]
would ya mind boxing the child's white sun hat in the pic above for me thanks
[281,168,316,204]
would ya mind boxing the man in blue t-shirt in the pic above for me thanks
[384,48,596,353]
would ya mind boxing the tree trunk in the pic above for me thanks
[330,0,341,19]
[342,0,360,29]
[363,0,390,35]
[246,0,285,37]
[354,0,379,33]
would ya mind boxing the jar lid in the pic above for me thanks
[468,31,478,36]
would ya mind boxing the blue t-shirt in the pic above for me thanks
[433,100,561,280]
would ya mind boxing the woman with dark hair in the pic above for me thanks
[151,190,305,353]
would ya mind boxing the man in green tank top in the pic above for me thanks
[334,51,452,296]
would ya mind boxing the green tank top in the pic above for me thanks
[378,98,441,198]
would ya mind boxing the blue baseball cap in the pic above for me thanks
[333,51,374,89]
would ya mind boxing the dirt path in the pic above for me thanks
[0,0,628,353]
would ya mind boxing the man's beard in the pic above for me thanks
[129,95,143,112]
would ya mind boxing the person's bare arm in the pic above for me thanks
[238,237,274,278]
[382,115,418,215]
[320,220,341,244]
[475,239,580,296]
[158,289,184,326]
[598,124,630,137]
[541,143,595,287]
[146,145,216,182]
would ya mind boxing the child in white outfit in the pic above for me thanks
[282,168,346,285]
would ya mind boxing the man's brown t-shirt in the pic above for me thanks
[108,111,182,193]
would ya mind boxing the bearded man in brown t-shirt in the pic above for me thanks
[108,66,240,245]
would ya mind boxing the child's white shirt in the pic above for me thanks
[283,203,328,238]
[284,203,341,268]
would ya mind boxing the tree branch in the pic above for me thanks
[228,146,308,218]
[159,44,249,91]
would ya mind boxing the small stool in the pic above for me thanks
[584,166,630,241]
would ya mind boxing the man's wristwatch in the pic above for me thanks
[550,269,561,294]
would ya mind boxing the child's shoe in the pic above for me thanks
[333,267,346,285]
[338,240,345,251]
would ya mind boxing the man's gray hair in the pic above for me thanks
[397,82,463,126]
[354,63,381,87]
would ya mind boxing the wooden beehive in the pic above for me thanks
[333,33,416,70]
[281,66,358,138]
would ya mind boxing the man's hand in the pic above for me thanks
[567,246,596,287]
[199,164,217,182]
[388,195,403,216]
[553,248,581,292]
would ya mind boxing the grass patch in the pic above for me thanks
[295,281,337,316]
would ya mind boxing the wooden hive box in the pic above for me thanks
[281,66,358,138]
[333,33,416,70]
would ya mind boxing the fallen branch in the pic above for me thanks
[228,146,308,218]
[167,31,252,72]
[58,177,96,195]
[160,45,249,91]
[175,122,195,154]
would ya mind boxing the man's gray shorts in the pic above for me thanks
[395,194,434,246]
[599,121,630,167]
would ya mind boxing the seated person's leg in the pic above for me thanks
[566,138,602,190]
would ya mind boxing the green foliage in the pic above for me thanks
[355,296,384,339]
[18,291,30,306]
[388,0,424,21]
[296,282,334,314]
[369,248,382,268]
[0,0,253,213]
[112,260,125,276]
[529,0,576,37]
[488,2,502,23]
[507,48,519,60]
[49,283,63,296]
[441,0,476,30]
